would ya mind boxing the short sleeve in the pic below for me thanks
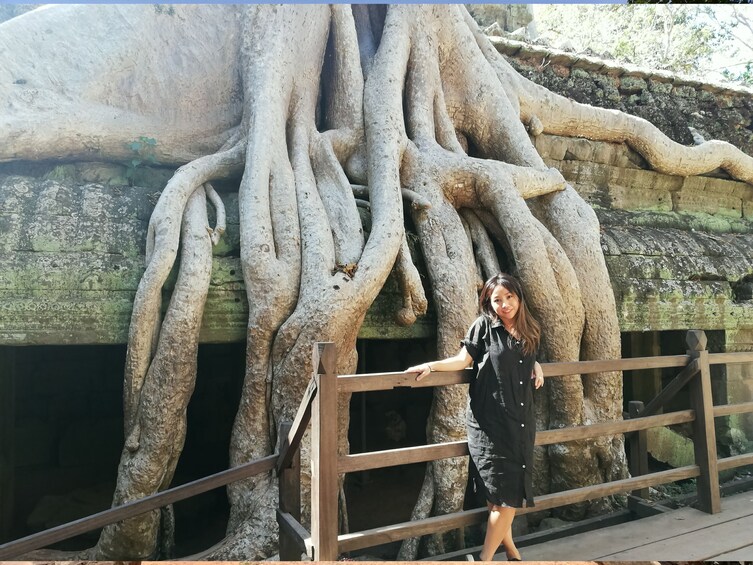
[461,316,489,364]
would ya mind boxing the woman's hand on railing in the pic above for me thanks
[406,363,433,381]
[406,349,473,382]
[532,361,544,389]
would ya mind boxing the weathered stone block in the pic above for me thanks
[672,191,742,218]
[647,79,672,95]
[723,329,753,442]
[533,135,570,161]
[743,200,753,221]
[612,279,735,332]
[589,142,619,168]
[673,85,697,98]
[609,166,682,193]
[571,68,590,80]
[609,185,672,212]
[698,90,717,104]
[619,76,647,94]
[600,232,622,257]
[647,426,695,468]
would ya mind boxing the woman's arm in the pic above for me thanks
[532,361,544,389]
[405,347,474,382]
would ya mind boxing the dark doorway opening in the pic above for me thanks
[345,338,436,557]
[3,342,245,556]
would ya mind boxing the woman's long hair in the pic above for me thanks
[479,273,541,356]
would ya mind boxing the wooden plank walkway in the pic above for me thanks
[518,490,753,561]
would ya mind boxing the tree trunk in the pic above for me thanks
[2,3,751,559]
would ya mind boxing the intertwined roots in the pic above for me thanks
[3,3,752,560]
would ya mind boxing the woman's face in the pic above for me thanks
[490,285,519,325]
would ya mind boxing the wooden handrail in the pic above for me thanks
[336,465,700,553]
[633,358,700,420]
[709,351,753,365]
[536,410,695,446]
[0,454,278,560]
[277,378,317,474]
[339,441,468,474]
[717,452,753,472]
[713,400,753,418]
[277,510,313,558]
[336,351,753,396]
[338,369,470,393]
[542,355,690,377]
[337,411,696,474]
[336,354,695,393]
[9,337,750,561]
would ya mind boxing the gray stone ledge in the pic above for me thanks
[490,36,753,97]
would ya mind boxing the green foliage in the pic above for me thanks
[125,136,159,185]
[722,61,753,84]
[535,5,728,77]
[703,6,753,86]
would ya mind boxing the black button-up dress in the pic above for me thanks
[461,315,537,508]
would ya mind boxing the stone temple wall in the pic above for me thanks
[0,35,752,505]
[494,37,753,156]
[4,38,752,346]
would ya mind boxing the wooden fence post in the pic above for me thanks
[310,342,338,561]
[278,421,302,561]
[628,400,649,500]
[686,330,721,514]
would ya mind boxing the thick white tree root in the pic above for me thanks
[99,186,217,559]
[5,3,753,560]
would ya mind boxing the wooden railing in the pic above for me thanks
[279,330,753,560]
[2,332,752,561]
[0,362,322,560]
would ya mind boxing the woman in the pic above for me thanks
[406,273,544,561]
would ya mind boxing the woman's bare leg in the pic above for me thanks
[479,502,517,560]
[501,525,520,560]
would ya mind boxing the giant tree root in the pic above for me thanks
[3,3,753,560]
